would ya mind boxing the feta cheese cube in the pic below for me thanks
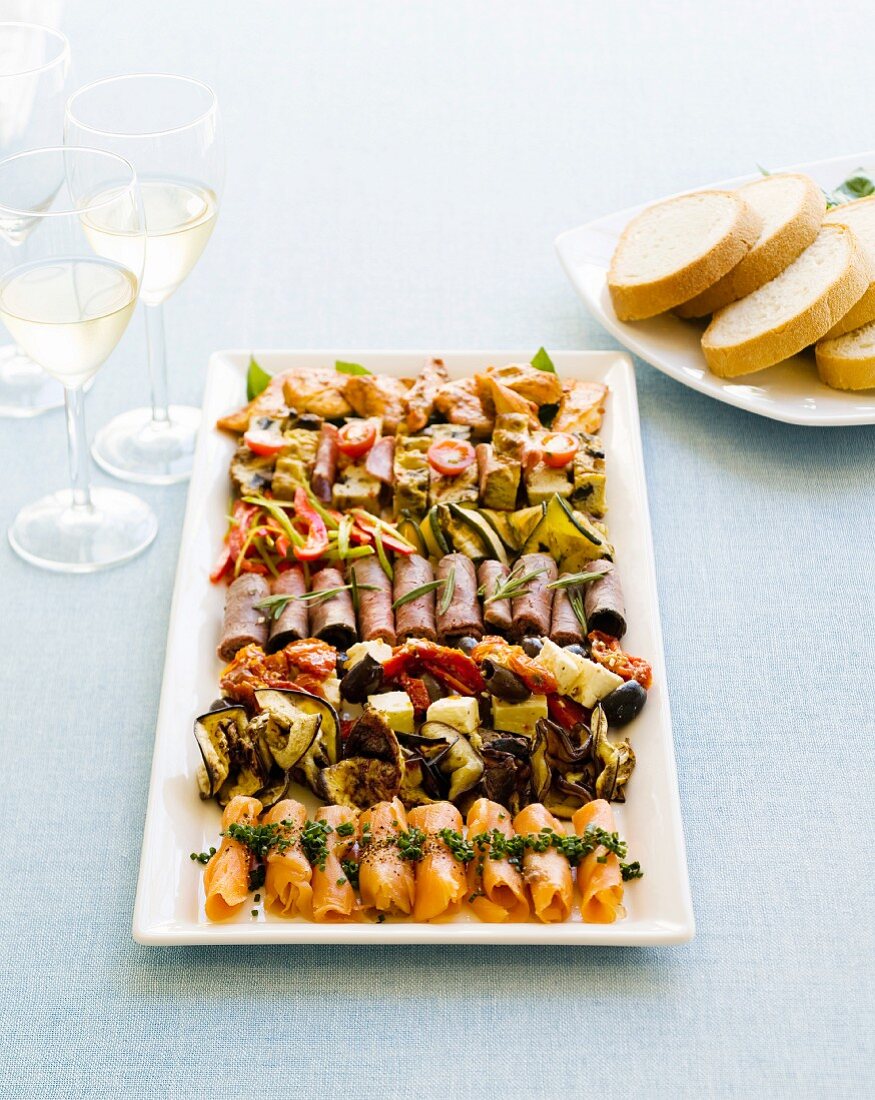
[570,658,623,708]
[533,638,581,697]
[344,640,393,669]
[491,695,548,737]
[426,695,480,735]
[367,690,415,734]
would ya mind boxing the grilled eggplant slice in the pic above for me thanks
[419,720,484,801]
[253,688,322,770]
[193,705,248,799]
[591,704,636,802]
[316,706,404,808]
[277,688,341,794]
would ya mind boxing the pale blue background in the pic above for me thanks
[1,2,873,1097]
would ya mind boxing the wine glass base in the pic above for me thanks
[92,404,202,485]
[0,344,66,418]
[8,487,158,573]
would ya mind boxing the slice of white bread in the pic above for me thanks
[815,322,875,390]
[701,224,869,378]
[676,173,824,317]
[607,190,762,321]
[822,197,875,337]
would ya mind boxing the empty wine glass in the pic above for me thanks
[65,74,223,484]
[0,20,71,417]
[0,147,156,571]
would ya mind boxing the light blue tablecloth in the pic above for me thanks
[1,2,873,1096]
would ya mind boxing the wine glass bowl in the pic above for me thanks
[65,74,223,484]
[0,146,157,572]
[0,21,72,417]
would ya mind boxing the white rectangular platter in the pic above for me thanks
[555,149,875,426]
[133,349,695,945]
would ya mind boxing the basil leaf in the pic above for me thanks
[335,360,371,376]
[246,355,272,401]
[531,347,557,374]
[834,171,875,202]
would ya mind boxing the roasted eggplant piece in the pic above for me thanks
[418,720,484,802]
[253,688,322,770]
[529,722,552,803]
[316,705,404,808]
[270,688,340,795]
[536,717,592,766]
[591,704,636,802]
[193,705,248,799]
[545,773,595,818]
[339,653,384,704]
[472,728,532,760]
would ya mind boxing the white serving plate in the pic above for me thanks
[133,349,694,945]
[555,150,875,426]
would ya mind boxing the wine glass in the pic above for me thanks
[65,74,223,484]
[0,146,157,571]
[0,20,71,417]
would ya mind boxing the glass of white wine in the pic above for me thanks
[65,74,223,484]
[0,20,72,417]
[0,146,156,571]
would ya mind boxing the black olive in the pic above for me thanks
[481,659,531,702]
[420,672,445,703]
[339,654,384,704]
[600,680,647,727]
[335,653,348,678]
[520,636,544,658]
[563,643,588,659]
[451,635,479,656]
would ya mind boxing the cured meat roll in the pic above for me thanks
[510,553,557,640]
[311,804,358,923]
[407,802,468,921]
[203,796,262,921]
[477,560,512,633]
[352,556,396,645]
[437,553,483,641]
[393,554,437,641]
[262,799,312,918]
[358,797,415,917]
[573,799,624,924]
[465,798,529,923]
[308,566,357,650]
[583,559,627,639]
[513,802,573,923]
[217,574,270,661]
[266,567,308,653]
[311,423,339,503]
[549,574,584,646]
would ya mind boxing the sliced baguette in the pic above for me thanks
[701,224,869,378]
[822,196,875,337]
[607,190,762,321]
[676,173,823,317]
[815,322,875,390]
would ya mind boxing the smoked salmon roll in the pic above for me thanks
[573,799,625,923]
[311,804,359,922]
[512,803,573,923]
[465,798,529,923]
[358,797,416,918]
[262,799,312,919]
[407,802,468,921]
[203,795,262,921]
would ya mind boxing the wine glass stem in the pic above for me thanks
[64,383,92,511]
[145,302,170,426]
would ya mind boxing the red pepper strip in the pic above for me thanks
[411,640,485,693]
[227,501,259,561]
[547,694,589,731]
[238,559,270,575]
[275,535,290,558]
[349,510,415,555]
[398,672,431,715]
[209,545,233,584]
[292,487,329,562]
[508,653,557,695]
[420,663,478,697]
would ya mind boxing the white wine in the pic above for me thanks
[0,258,138,386]
[82,180,217,306]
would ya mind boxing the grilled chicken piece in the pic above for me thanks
[216,374,291,434]
[344,374,411,433]
[406,356,449,432]
[433,376,494,437]
[552,380,608,434]
[486,362,563,405]
[281,368,353,420]
[477,374,539,429]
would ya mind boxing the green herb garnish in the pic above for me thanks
[396,826,427,862]
[300,819,333,871]
[438,827,475,864]
[256,583,378,620]
[335,360,371,376]
[392,577,446,610]
[340,859,360,889]
[547,569,608,590]
[478,562,546,604]
[531,346,557,374]
[246,355,272,401]
[832,170,875,203]
[621,861,644,881]
[189,850,212,865]
[226,821,295,859]
[438,563,456,616]
[568,587,587,633]
[335,821,355,838]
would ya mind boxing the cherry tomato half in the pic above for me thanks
[243,428,287,456]
[337,419,377,458]
[427,437,476,476]
[541,432,579,468]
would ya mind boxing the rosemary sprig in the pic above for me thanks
[547,569,608,590]
[256,583,378,620]
[392,577,446,610]
[568,587,587,632]
[438,564,456,615]
[478,562,546,604]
